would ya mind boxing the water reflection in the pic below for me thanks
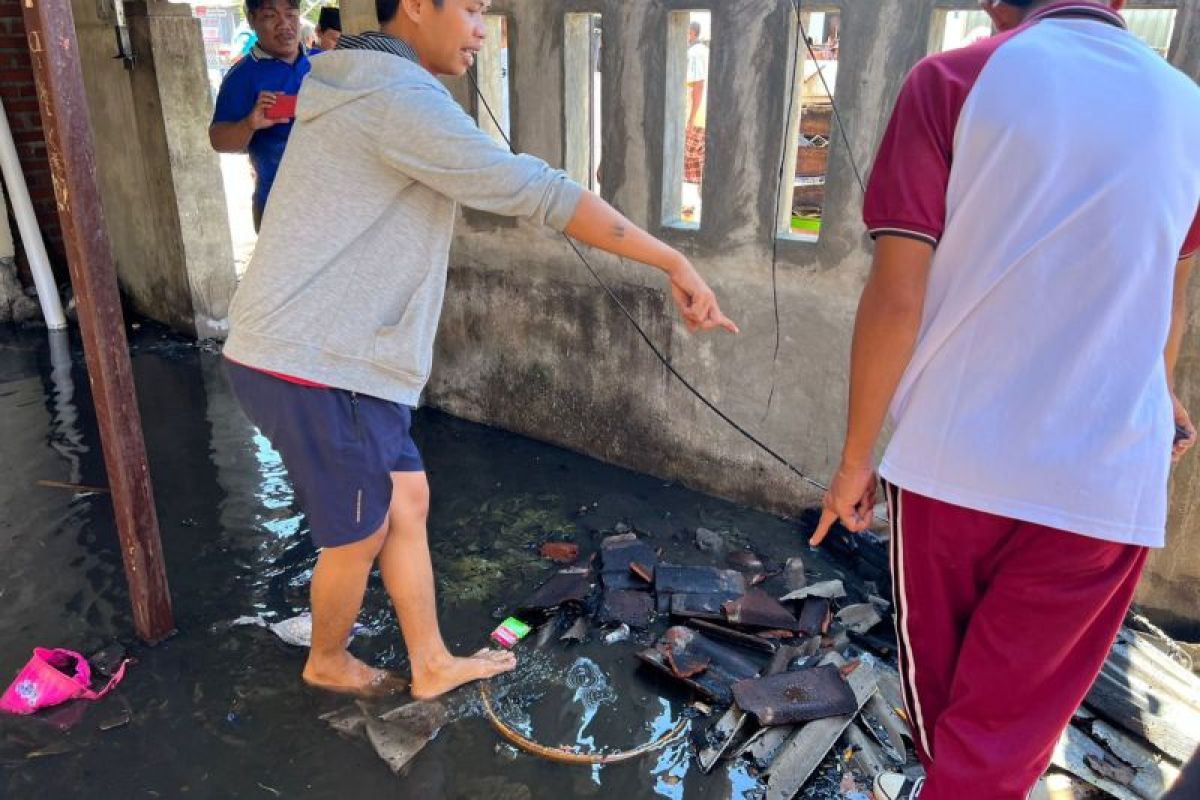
[45,329,86,484]
[650,697,689,799]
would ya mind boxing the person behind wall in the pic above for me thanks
[300,18,318,53]
[682,19,708,221]
[313,7,342,54]
[813,1,1200,798]
[209,0,312,232]
[221,0,739,701]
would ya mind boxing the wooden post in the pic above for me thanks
[22,0,174,642]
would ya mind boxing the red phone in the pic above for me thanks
[265,94,298,121]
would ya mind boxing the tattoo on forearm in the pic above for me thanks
[611,224,626,240]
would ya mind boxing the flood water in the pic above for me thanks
[0,323,861,799]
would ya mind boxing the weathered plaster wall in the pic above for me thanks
[427,0,926,515]
[72,0,236,337]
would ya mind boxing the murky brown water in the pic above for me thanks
[0,324,869,799]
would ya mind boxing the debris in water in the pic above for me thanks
[539,542,579,564]
[797,597,832,636]
[780,580,846,602]
[732,665,859,727]
[727,549,765,573]
[97,707,132,732]
[599,589,653,627]
[320,705,368,739]
[518,567,594,613]
[761,655,878,800]
[491,617,532,649]
[630,561,655,585]
[601,535,658,590]
[603,624,631,645]
[363,699,448,775]
[25,740,73,759]
[560,617,589,644]
[36,479,109,495]
[660,626,765,683]
[695,527,726,555]
[87,645,130,678]
[723,588,800,631]
[837,604,884,635]
[783,557,808,592]
[690,619,779,654]
[656,565,746,597]
[697,704,747,773]
[671,592,731,621]
[231,612,364,648]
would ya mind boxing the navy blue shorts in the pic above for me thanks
[224,358,424,548]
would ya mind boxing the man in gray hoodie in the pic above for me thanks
[222,0,737,700]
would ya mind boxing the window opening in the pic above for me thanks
[564,13,604,193]
[662,10,711,228]
[475,14,511,144]
[776,10,842,241]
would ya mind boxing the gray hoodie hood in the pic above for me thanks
[298,31,435,122]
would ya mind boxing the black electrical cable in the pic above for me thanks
[763,0,805,418]
[466,66,828,493]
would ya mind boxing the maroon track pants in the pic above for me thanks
[883,482,1148,799]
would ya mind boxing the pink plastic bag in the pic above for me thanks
[0,648,129,715]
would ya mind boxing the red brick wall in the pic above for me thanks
[0,0,66,284]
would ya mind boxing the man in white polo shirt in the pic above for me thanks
[813,1,1200,797]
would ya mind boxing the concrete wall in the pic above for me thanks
[427,0,925,514]
[71,0,235,337]
[340,0,377,35]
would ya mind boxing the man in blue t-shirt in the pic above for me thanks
[210,0,311,230]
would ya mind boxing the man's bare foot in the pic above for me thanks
[302,650,410,698]
[410,648,517,700]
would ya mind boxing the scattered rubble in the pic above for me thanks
[783,556,808,593]
[320,699,448,776]
[230,612,365,648]
[332,523,1200,798]
[733,666,859,727]
[780,580,846,602]
[695,527,727,555]
[538,542,579,564]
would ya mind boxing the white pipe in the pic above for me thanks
[0,97,66,330]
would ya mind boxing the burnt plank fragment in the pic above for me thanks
[723,588,800,631]
[599,589,654,627]
[655,564,746,597]
[518,567,594,614]
[732,665,858,727]
[797,597,832,636]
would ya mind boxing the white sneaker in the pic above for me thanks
[874,772,925,800]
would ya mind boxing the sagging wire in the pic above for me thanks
[764,0,806,418]
[765,0,869,416]
[466,67,828,495]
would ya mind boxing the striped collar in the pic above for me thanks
[249,44,307,64]
[334,31,420,64]
[1027,2,1128,30]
